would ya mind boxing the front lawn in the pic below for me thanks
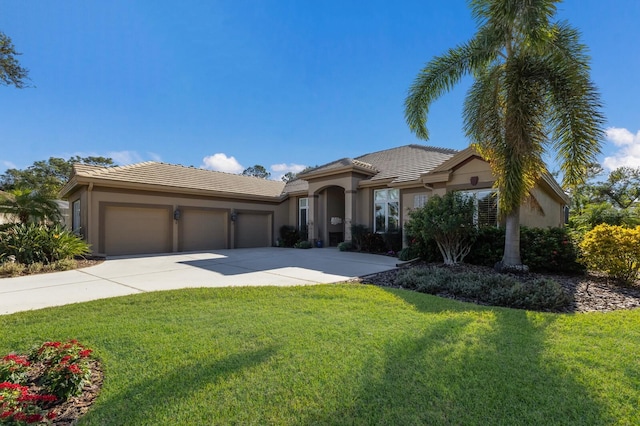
[1,285,638,425]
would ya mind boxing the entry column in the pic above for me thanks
[344,190,357,242]
[307,194,318,242]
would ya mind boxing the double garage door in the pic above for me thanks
[102,204,271,256]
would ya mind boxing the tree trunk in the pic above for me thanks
[502,206,522,266]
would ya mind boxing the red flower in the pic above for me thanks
[60,355,72,365]
[67,364,83,375]
[26,413,43,423]
[79,349,93,358]
[1,411,14,419]
[46,411,57,419]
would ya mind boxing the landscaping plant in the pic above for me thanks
[580,224,640,284]
[30,340,94,400]
[405,191,476,265]
[0,223,90,266]
[395,266,571,311]
[0,382,57,425]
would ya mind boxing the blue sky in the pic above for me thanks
[1,0,639,181]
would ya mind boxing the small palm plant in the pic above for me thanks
[0,188,62,224]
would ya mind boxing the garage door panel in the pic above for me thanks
[180,208,228,251]
[103,205,172,256]
[235,212,271,248]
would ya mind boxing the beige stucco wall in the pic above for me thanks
[520,186,566,228]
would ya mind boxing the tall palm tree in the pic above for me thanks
[0,188,61,224]
[405,0,604,268]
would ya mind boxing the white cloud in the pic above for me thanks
[148,152,162,162]
[270,163,307,181]
[2,161,17,169]
[107,150,144,165]
[603,127,640,170]
[201,153,244,173]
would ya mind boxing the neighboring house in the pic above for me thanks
[60,144,569,257]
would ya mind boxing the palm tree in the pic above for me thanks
[405,0,604,268]
[0,188,61,224]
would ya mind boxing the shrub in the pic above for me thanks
[464,226,584,274]
[395,267,570,311]
[337,241,353,252]
[580,224,640,284]
[30,340,94,400]
[0,354,31,384]
[0,261,25,277]
[0,223,90,265]
[279,225,300,248]
[405,192,476,265]
[294,240,312,249]
[0,382,57,424]
[349,225,389,253]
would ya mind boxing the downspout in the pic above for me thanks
[87,182,93,251]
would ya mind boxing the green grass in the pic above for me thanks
[1,285,638,425]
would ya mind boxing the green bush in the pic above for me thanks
[349,224,389,253]
[580,224,640,284]
[0,223,90,265]
[464,226,583,274]
[337,241,353,252]
[405,192,476,264]
[294,240,312,249]
[279,225,300,248]
[395,266,571,311]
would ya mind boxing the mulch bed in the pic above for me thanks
[360,262,640,313]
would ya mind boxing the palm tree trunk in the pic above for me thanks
[502,206,522,266]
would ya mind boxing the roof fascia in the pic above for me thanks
[63,176,287,203]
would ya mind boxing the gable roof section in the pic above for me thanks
[297,144,457,185]
[61,162,287,200]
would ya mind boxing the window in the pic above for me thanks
[299,198,308,231]
[462,189,498,226]
[72,199,81,233]
[414,194,428,209]
[374,189,399,233]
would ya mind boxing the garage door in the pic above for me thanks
[179,208,228,251]
[103,205,172,256]
[235,212,271,248]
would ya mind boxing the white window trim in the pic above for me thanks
[299,197,309,230]
[373,189,400,233]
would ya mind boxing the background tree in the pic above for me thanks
[595,167,640,210]
[405,0,604,269]
[0,156,114,199]
[242,165,271,179]
[281,172,297,183]
[0,31,29,88]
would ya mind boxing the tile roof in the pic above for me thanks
[299,144,457,184]
[68,162,286,198]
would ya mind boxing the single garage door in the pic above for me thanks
[103,205,172,256]
[179,208,228,251]
[235,212,271,248]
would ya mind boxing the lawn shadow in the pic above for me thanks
[303,288,612,424]
[83,345,279,425]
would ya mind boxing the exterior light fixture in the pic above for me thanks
[230,210,237,222]
[173,209,181,220]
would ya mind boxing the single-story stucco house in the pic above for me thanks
[60,144,569,257]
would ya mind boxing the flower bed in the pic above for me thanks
[0,340,101,425]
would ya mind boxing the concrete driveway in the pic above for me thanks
[0,247,399,315]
